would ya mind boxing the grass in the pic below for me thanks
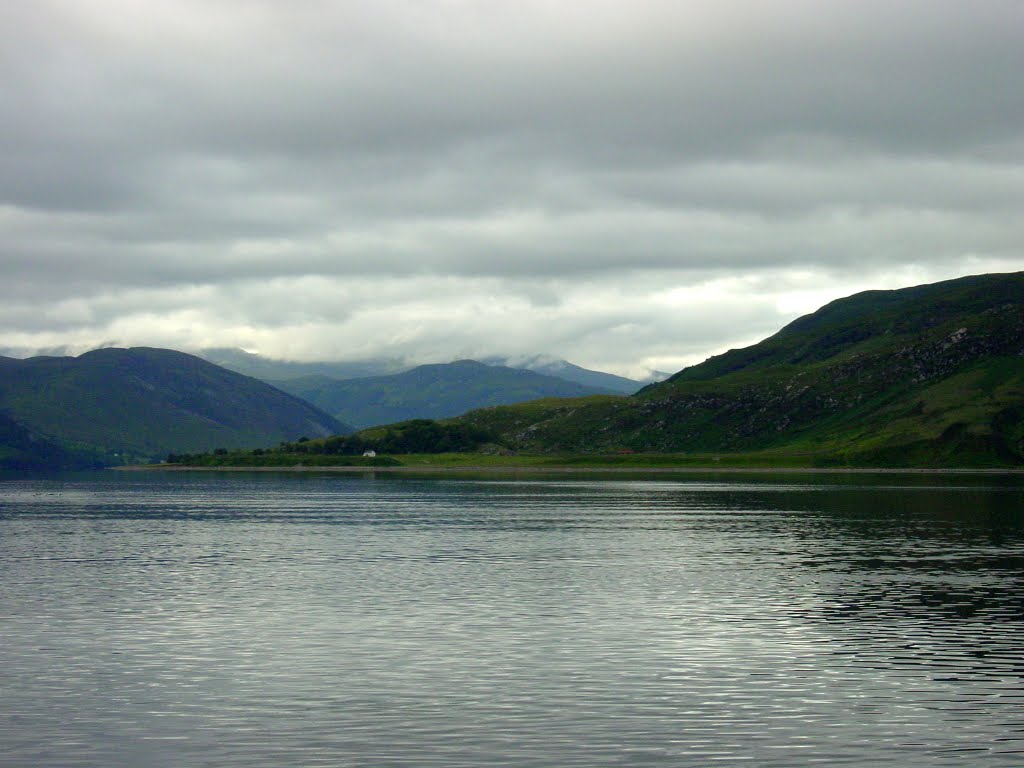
[150,449,1024,473]
[171,450,822,470]
[168,452,402,468]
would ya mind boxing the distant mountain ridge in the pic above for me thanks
[482,355,644,394]
[198,348,644,393]
[447,272,1024,466]
[273,359,623,429]
[0,347,350,465]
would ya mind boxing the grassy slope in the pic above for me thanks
[663,272,1024,383]
[449,273,1024,467]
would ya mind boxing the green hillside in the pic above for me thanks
[273,359,621,429]
[661,271,1024,383]
[445,272,1024,467]
[0,347,351,465]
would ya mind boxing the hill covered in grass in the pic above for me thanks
[0,348,351,465]
[445,272,1024,467]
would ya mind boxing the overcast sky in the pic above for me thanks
[2,0,1021,378]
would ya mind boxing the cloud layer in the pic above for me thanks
[2,0,1022,377]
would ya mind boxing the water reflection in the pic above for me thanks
[1,471,1023,766]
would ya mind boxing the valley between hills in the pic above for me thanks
[3,271,1024,470]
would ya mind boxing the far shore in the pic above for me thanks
[114,464,1024,475]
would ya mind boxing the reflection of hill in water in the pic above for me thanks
[615,474,1024,629]
[625,475,1024,701]
[728,478,1024,686]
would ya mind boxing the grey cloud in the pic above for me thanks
[0,0,1021,374]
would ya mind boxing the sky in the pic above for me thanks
[1,0,1022,379]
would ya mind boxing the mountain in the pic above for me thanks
[272,359,623,429]
[482,355,644,394]
[0,347,351,464]
[447,272,1024,467]
[200,347,645,392]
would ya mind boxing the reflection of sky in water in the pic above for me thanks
[1,472,1023,767]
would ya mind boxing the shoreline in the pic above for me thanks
[114,464,1024,475]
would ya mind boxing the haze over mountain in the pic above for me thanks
[198,348,410,382]
[274,359,622,430]
[0,348,349,465]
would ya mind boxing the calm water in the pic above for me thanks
[1,470,1023,767]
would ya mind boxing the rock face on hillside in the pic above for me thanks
[0,347,350,464]
[452,272,1024,466]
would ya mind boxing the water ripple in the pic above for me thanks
[1,471,1022,766]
